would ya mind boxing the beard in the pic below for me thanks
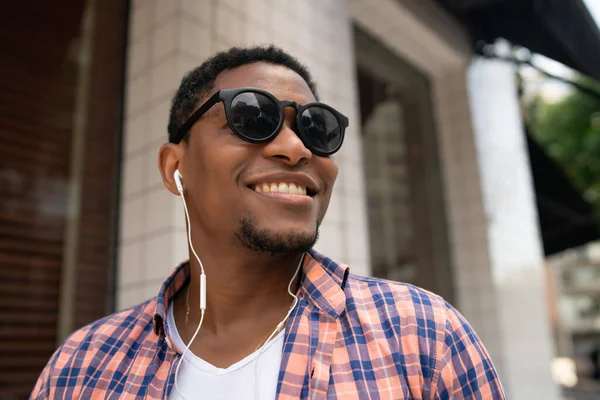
[235,214,319,256]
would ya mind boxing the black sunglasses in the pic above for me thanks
[171,87,348,157]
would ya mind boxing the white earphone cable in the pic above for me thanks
[174,179,206,400]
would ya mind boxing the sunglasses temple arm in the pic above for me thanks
[173,92,222,143]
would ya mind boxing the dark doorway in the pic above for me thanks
[354,26,455,303]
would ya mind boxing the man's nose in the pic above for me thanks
[261,110,312,166]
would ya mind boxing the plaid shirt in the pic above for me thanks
[31,249,505,399]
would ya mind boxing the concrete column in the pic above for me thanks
[464,53,559,400]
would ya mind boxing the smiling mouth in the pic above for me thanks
[248,182,316,197]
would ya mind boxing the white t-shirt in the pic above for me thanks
[167,303,284,400]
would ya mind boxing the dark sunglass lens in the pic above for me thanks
[299,107,342,154]
[230,92,279,140]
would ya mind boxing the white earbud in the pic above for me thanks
[174,169,184,193]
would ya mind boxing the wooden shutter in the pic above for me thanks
[0,1,127,397]
[71,0,127,331]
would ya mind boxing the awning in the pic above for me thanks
[526,130,599,256]
[435,0,600,254]
[435,0,600,82]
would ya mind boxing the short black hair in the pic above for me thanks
[167,45,318,143]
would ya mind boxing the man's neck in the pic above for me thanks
[192,250,301,326]
[170,240,303,367]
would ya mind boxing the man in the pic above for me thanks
[31,45,505,399]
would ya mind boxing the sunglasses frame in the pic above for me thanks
[172,87,349,157]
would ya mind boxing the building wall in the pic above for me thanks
[118,0,370,309]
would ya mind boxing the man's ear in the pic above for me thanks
[159,142,184,196]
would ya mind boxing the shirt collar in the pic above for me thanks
[152,248,350,336]
[300,249,349,319]
[152,261,190,336]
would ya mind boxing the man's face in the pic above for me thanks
[180,62,338,255]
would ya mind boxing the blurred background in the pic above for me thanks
[1,0,600,398]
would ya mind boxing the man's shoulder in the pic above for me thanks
[346,273,446,307]
[31,298,160,398]
[54,298,157,363]
[338,273,505,398]
[310,250,448,318]
[344,272,449,327]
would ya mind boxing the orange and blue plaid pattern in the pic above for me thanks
[31,249,505,399]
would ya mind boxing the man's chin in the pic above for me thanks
[236,216,319,255]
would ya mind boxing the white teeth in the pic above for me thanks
[253,182,308,195]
